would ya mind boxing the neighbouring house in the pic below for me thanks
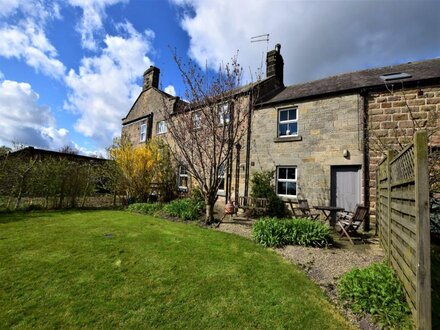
[7,146,107,163]
[121,44,440,227]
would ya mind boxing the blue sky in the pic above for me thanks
[0,0,439,156]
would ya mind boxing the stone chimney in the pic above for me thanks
[143,66,160,90]
[266,43,284,84]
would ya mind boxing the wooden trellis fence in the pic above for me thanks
[376,130,431,329]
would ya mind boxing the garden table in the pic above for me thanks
[313,205,344,227]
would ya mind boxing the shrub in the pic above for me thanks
[250,171,288,218]
[252,217,332,248]
[338,262,412,329]
[190,187,205,204]
[163,198,204,221]
[127,202,163,215]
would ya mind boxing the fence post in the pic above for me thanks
[386,150,393,262]
[414,131,431,330]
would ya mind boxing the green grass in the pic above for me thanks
[0,210,352,329]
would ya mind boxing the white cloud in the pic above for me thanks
[0,79,70,149]
[65,22,153,147]
[0,22,66,79]
[164,84,176,96]
[171,0,440,85]
[0,0,22,17]
[68,0,128,50]
[0,0,66,79]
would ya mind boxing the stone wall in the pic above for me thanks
[367,84,440,215]
[249,94,364,208]
[122,88,174,146]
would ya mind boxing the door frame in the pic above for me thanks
[330,165,362,209]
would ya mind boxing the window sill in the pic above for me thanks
[274,135,302,143]
[278,196,298,202]
[217,191,226,197]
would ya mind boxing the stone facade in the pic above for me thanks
[120,48,440,224]
[367,85,440,215]
[249,94,364,207]
[122,87,177,145]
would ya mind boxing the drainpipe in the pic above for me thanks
[235,143,241,204]
[244,91,253,197]
[360,89,370,231]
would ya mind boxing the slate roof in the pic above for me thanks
[263,58,440,105]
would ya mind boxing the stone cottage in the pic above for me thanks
[122,45,440,226]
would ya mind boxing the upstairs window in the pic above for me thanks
[156,120,167,135]
[192,112,202,129]
[276,166,297,197]
[140,123,147,142]
[218,103,230,125]
[218,164,225,192]
[178,166,188,191]
[278,107,298,137]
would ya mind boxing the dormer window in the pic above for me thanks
[278,107,298,137]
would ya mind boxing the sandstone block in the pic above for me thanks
[381,122,397,129]
[427,97,440,105]
[398,120,414,128]
[393,113,408,121]
[371,114,391,122]
[407,99,425,106]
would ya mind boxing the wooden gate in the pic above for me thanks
[376,131,431,329]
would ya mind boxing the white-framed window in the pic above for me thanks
[140,123,147,142]
[218,163,225,192]
[278,107,298,137]
[192,111,202,129]
[156,120,167,135]
[218,103,230,125]
[276,166,297,197]
[178,166,188,191]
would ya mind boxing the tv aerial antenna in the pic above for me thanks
[251,34,270,51]
[250,34,270,79]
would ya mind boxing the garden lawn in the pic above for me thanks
[0,210,352,329]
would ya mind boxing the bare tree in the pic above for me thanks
[159,53,257,224]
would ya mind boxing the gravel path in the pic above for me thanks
[216,220,384,329]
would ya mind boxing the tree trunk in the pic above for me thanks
[6,194,12,209]
[205,202,215,224]
[81,181,90,208]
[14,176,24,210]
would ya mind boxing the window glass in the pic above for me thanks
[276,166,297,196]
[193,112,202,129]
[140,123,147,142]
[218,164,225,191]
[278,108,298,137]
[178,166,188,191]
[156,120,167,135]
[219,103,230,124]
